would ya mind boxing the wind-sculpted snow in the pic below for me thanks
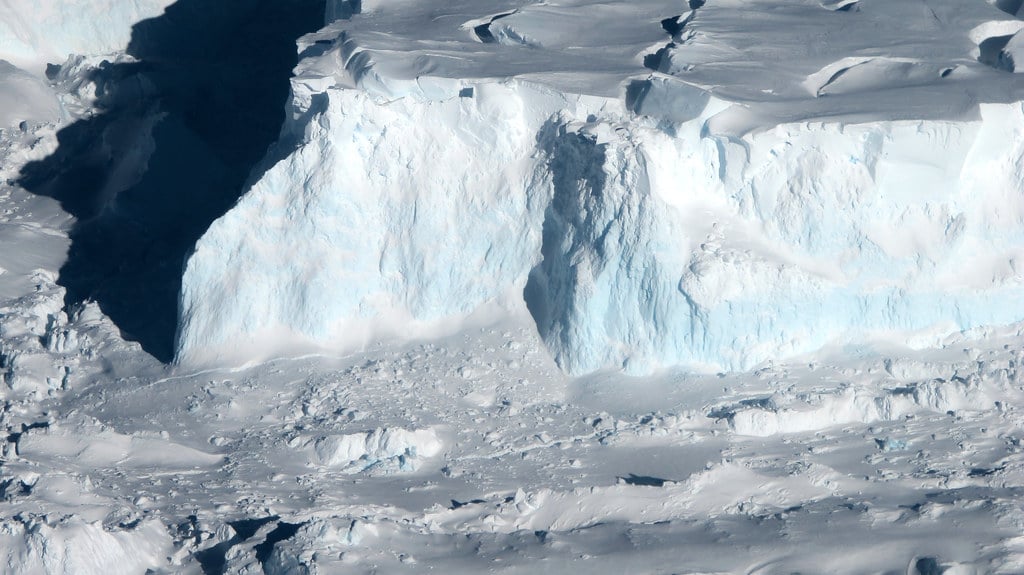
[180,0,1024,374]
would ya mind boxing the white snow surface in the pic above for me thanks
[0,61,60,129]
[0,0,172,73]
[180,0,1024,375]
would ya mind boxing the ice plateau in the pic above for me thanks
[178,0,1024,375]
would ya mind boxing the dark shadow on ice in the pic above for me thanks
[524,125,609,370]
[192,515,279,575]
[913,557,942,575]
[17,0,326,362]
[618,473,668,487]
[253,521,304,565]
[978,34,1015,71]
[995,0,1024,16]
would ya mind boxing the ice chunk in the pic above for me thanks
[176,81,574,365]
[309,427,443,473]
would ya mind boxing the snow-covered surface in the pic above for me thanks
[0,0,172,73]
[181,0,1024,375]
[7,0,1024,574]
[0,62,60,129]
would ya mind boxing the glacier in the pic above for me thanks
[178,0,1024,374]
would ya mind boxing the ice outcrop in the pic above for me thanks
[304,427,443,473]
[0,515,171,575]
[177,0,1024,375]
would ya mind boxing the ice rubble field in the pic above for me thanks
[6,0,1024,573]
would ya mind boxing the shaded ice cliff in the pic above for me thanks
[179,0,1024,374]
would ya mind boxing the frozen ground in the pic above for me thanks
[4,0,1024,574]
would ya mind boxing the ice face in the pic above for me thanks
[177,0,1024,374]
[527,102,1024,374]
[176,81,571,365]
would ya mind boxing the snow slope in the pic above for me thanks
[180,0,1024,375]
[0,0,172,73]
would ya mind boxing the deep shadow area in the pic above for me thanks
[18,0,325,361]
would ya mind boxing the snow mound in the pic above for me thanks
[305,427,443,474]
[718,376,996,437]
[425,462,831,533]
[15,414,224,469]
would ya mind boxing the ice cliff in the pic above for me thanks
[178,0,1024,374]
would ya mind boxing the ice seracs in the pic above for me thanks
[178,0,1024,374]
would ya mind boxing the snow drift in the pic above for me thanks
[178,0,1024,374]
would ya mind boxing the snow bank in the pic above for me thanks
[425,462,831,533]
[15,414,225,469]
[177,0,1024,375]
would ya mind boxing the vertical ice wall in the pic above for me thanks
[177,81,582,364]
[175,6,1024,374]
[178,61,1024,374]
[528,102,1024,374]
